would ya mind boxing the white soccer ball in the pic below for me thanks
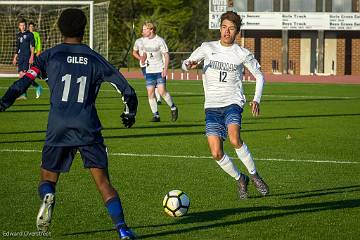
[163,190,190,217]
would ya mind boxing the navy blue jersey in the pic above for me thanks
[16,31,34,57]
[1,43,137,146]
[19,43,135,146]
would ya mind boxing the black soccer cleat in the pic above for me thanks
[251,173,269,196]
[151,116,160,122]
[171,107,178,122]
[237,174,249,199]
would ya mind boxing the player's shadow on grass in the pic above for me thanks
[0,127,301,144]
[63,198,360,238]
[136,198,360,239]
[277,185,360,199]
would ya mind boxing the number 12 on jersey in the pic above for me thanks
[219,71,227,82]
[61,74,87,103]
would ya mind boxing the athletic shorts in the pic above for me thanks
[17,56,30,72]
[205,104,243,140]
[41,143,108,173]
[145,72,166,87]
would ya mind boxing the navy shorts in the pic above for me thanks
[17,56,30,72]
[145,72,166,87]
[41,143,108,173]
[205,104,243,140]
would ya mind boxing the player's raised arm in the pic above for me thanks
[0,66,41,111]
[182,45,206,71]
[0,50,45,111]
[243,52,265,117]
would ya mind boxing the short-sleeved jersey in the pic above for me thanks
[16,31,35,57]
[31,43,133,146]
[32,31,42,54]
[182,41,265,109]
[141,35,168,73]
[133,37,146,68]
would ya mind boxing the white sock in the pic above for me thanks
[148,98,158,115]
[163,92,175,109]
[235,143,257,175]
[216,154,241,180]
[155,88,161,102]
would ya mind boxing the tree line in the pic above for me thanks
[102,0,219,67]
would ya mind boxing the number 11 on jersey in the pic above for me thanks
[61,74,87,103]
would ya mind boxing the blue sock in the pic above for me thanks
[38,181,56,199]
[105,196,125,230]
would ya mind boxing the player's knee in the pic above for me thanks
[159,90,166,96]
[229,137,242,148]
[211,150,224,160]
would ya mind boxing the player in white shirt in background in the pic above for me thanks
[182,11,269,199]
[132,31,162,105]
[140,21,178,122]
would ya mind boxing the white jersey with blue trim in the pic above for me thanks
[142,35,168,73]
[133,37,146,68]
[182,40,265,109]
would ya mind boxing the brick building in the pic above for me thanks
[221,0,360,75]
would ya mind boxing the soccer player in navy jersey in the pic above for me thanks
[13,18,42,99]
[1,9,137,239]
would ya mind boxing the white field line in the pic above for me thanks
[0,148,358,165]
[0,86,355,99]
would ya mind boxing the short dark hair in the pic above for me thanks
[220,11,242,32]
[58,8,87,37]
[29,21,35,27]
[18,17,27,25]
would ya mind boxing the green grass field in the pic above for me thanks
[0,78,359,239]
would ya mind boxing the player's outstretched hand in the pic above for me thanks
[185,60,199,70]
[121,113,135,128]
[250,101,260,117]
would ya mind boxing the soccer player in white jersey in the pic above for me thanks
[182,11,269,199]
[141,21,178,122]
[132,32,162,104]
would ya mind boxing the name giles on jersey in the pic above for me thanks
[67,56,88,65]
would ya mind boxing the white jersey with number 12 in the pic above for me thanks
[183,40,265,109]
